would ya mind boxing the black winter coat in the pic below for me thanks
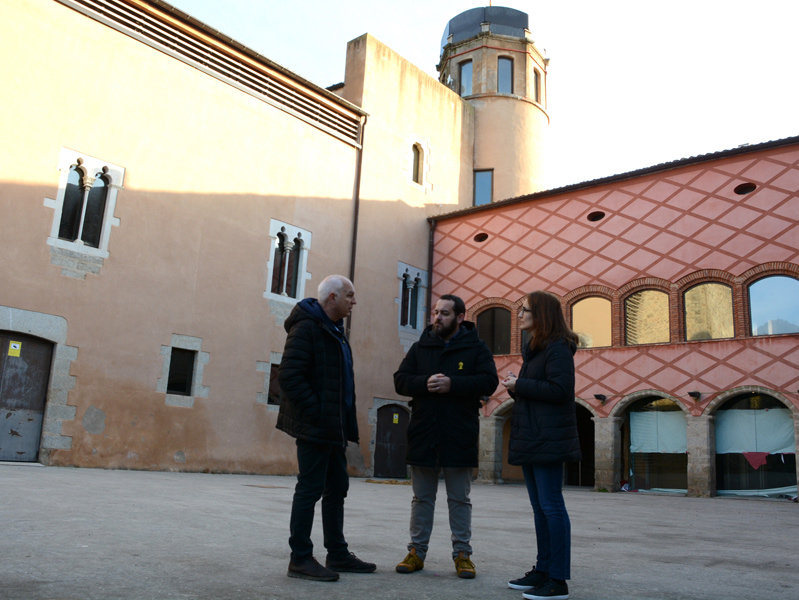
[508,337,581,465]
[276,300,359,446]
[394,322,498,468]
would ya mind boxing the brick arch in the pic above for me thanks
[608,389,688,418]
[565,285,618,346]
[738,262,799,287]
[675,270,737,342]
[738,262,799,337]
[619,278,675,346]
[563,284,617,305]
[618,277,673,298]
[704,385,798,417]
[675,269,736,290]
[469,298,515,356]
[467,296,516,321]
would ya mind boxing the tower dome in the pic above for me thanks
[438,6,549,202]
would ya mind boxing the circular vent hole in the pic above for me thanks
[587,211,606,222]
[473,232,489,242]
[734,182,757,195]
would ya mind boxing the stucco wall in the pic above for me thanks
[1,0,360,473]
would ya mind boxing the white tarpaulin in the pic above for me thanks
[630,411,687,453]
[715,409,795,454]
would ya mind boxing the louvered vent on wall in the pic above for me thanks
[58,0,363,146]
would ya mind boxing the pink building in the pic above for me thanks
[430,136,799,497]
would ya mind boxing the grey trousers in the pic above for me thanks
[408,465,473,560]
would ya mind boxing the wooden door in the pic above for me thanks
[373,404,409,478]
[0,332,53,461]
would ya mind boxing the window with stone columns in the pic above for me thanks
[44,148,124,277]
[266,220,311,303]
[397,263,427,349]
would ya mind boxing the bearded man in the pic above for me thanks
[393,294,498,579]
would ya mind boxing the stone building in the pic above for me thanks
[2,1,796,499]
[0,2,545,477]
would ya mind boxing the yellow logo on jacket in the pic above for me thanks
[458,362,463,370]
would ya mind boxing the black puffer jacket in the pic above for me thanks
[276,299,359,446]
[394,322,498,468]
[508,337,581,465]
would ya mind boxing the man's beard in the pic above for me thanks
[434,319,457,339]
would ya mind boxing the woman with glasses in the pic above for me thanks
[501,291,581,600]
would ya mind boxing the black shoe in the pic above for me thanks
[522,578,569,600]
[508,567,548,590]
[287,556,340,581]
[325,552,377,573]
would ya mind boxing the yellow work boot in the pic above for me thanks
[395,547,424,573]
[454,551,476,579]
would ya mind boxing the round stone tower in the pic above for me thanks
[438,6,549,203]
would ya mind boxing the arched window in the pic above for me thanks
[477,307,511,355]
[400,274,420,328]
[749,276,799,336]
[459,60,473,96]
[684,283,734,341]
[57,166,110,249]
[58,165,84,241]
[625,290,669,345]
[572,297,611,348]
[498,57,513,93]
[270,231,302,298]
[715,393,796,497]
[81,174,109,248]
[622,397,687,492]
[411,144,422,184]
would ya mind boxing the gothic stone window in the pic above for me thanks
[266,220,311,301]
[44,148,124,277]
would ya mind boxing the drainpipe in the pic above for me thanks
[346,115,367,337]
[426,218,436,328]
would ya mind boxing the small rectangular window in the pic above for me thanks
[498,57,513,94]
[474,170,493,206]
[167,348,196,396]
[533,69,541,103]
[459,61,473,96]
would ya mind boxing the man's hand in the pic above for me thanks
[426,373,451,394]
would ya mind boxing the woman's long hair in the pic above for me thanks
[524,290,579,351]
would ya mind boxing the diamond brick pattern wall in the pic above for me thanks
[433,145,799,416]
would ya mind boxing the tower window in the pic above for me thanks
[459,60,473,96]
[474,170,492,206]
[533,68,541,103]
[498,57,513,94]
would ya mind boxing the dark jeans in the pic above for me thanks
[522,462,571,580]
[289,439,349,561]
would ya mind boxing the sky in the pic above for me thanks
[167,0,799,190]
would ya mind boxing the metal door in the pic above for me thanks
[0,332,53,461]
[373,404,409,478]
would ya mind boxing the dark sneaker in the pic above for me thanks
[508,567,548,590]
[522,578,569,600]
[325,552,376,573]
[395,547,424,573]
[287,556,340,581]
[453,551,476,579]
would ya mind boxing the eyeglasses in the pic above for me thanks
[518,306,532,315]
